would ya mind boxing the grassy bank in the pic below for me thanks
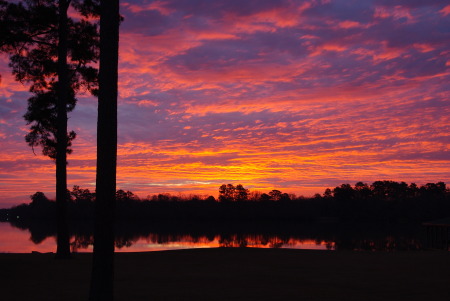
[1,248,449,300]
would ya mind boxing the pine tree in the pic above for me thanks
[0,0,99,258]
[89,0,120,299]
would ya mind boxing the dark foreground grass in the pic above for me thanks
[1,248,449,301]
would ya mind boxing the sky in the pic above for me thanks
[1,0,450,207]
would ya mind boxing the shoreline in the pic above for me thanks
[1,248,449,300]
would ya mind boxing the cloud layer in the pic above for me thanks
[1,0,450,206]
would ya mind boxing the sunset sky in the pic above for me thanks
[1,0,450,207]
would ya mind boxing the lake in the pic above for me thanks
[0,220,428,253]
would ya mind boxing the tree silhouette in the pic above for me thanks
[71,185,95,203]
[235,184,249,201]
[89,0,120,299]
[0,0,99,258]
[55,0,72,259]
[30,192,50,206]
[269,190,282,201]
[219,184,249,202]
[354,182,371,200]
[219,184,236,202]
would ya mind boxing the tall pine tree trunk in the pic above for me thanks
[89,0,120,299]
[55,0,71,259]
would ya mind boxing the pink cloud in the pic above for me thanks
[122,1,174,15]
[374,5,416,23]
[338,20,363,29]
[439,5,450,16]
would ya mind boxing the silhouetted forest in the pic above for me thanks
[1,181,449,224]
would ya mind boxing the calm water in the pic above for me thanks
[0,222,332,253]
[0,221,427,253]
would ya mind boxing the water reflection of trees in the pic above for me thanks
[95,232,421,251]
[71,235,93,253]
[6,219,426,252]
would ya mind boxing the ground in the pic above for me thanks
[1,248,449,300]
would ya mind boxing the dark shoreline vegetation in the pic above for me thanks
[1,181,449,223]
[1,181,448,251]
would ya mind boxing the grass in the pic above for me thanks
[1,248,449,300]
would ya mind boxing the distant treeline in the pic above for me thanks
[1,181,449,223]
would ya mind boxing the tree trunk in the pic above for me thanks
[55,0,71,259]
[89,0,120,299]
